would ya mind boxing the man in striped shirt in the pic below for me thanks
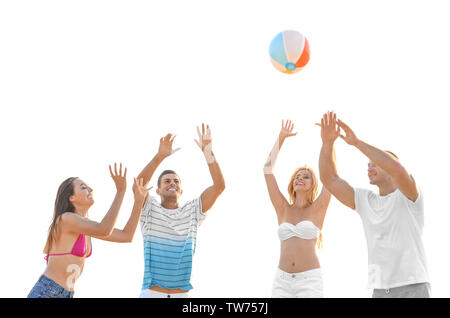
[138,124,225,298]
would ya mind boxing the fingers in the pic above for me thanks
[321,111,338,127]
[282,119,294,131]
[337,120,352,136]
[172,147,181,154]
[337,119,349,130]
[109,163,127,177]
[134,177,153,194]
[281,119,296,135]
[195,123,212,146]
[161,133,176,143]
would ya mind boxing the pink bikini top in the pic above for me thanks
[45,234,92,263]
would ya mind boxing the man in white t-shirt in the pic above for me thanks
[137,124,225,298]
[317,111,430,298]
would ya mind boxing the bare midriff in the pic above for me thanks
[149,286,188,294]
[278,237,320,273]
[43,255,87,291]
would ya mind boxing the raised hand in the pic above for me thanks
[109,163,127,192]
[194,123,212,150]
[264,120,296,175]
[194,123,215,164]
[158,133,181,159]
[279,120,297,140]
[337,119,359,146]
[318,111,340,144]
[132,178,152,202]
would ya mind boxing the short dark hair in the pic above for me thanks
[157,170,178,188]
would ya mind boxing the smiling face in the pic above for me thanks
[367,161,392,185]
[156,173,183,200]
[288,166,319,205]
[293,169,313,192]
[69,178,94,207]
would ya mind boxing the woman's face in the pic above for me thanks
[69,178,94,207]
[293,169,313,192]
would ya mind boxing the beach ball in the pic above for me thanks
[269,30,310,74]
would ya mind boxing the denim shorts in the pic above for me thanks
[27,275,74,298]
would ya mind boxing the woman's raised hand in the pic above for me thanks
[279,120,297,140]
[109,163,127,192]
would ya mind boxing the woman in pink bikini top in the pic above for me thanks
[28,163,151,298]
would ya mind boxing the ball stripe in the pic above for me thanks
[295,38,310,68]
[269,32,288,66]
[283,30,306,64]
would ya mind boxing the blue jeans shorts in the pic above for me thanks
[27,275,74,298]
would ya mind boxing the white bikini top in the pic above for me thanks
[278,221,320,241]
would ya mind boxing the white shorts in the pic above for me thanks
[272,267,324,298]
[139,289,189,298]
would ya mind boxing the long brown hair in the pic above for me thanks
[44,177,77,254]
[287,166,323,249]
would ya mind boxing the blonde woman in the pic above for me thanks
[264,120,331,298]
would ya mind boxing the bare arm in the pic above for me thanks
[93,178,152,243]
[61,163,128,237]
[195,124,226,213]
[311,186,332,229]
[263,120,297,216]
[318,112,356,210]
[338,119,418,201]
[137,133,180,201]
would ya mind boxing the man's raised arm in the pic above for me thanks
[318,112,356,210]
[195,124,225,213]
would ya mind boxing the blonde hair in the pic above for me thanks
[287,166,323,249]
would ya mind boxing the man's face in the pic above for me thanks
[156,173,182,199]
[368,161,391,185]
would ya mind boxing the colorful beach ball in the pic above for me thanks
[269,30,310,74]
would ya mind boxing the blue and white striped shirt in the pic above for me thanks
[140,195,205,291]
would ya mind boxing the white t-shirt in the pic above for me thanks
[354,188,429,289]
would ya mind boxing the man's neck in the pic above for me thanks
[161,198,180,209]
[377,181,397,197]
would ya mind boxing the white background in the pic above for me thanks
[0,0,449,298]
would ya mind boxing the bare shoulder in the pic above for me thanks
[59,212,83,226]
